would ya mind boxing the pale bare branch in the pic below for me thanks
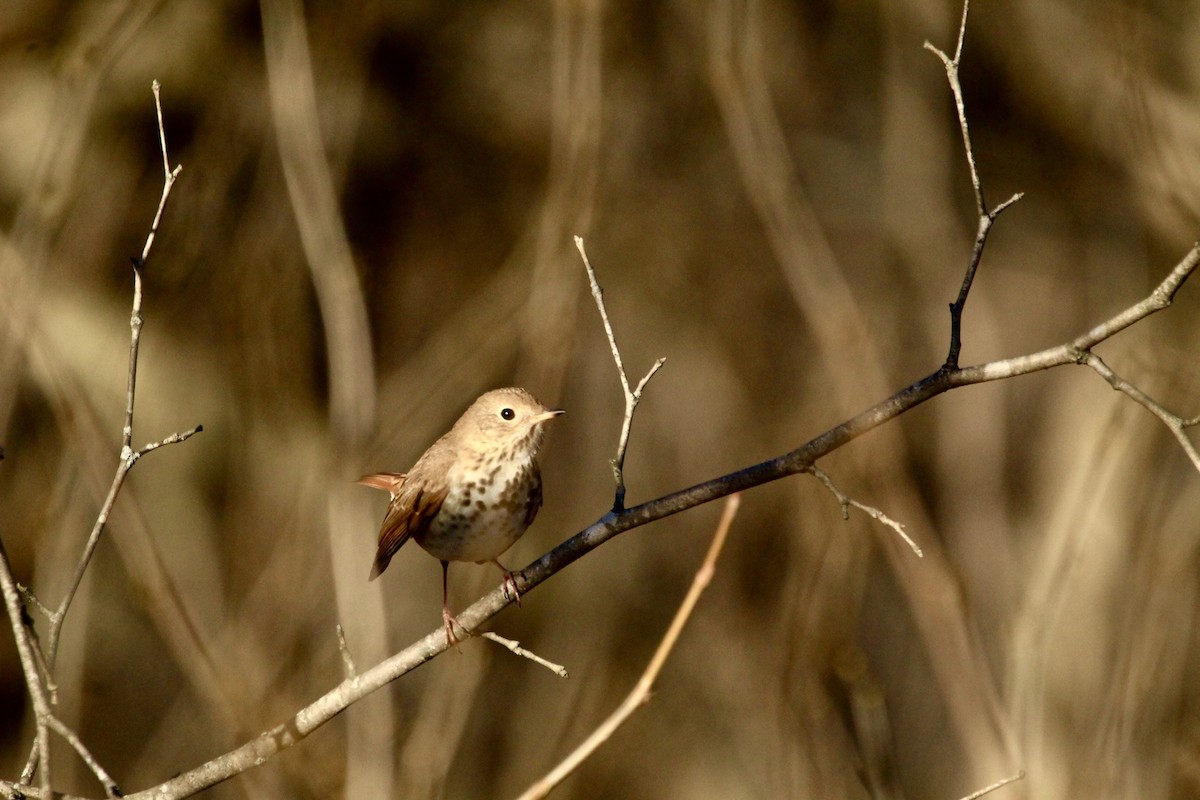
[806,465,924,557]
[515,494,741,800]
[957,770,1026,800]
[481,632,569,679]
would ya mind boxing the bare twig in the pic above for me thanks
[806,465,923,557]
[11,79,199,793]
[957,770,1025,800]
[925,1,1023,370]
[575,235,666,513]
[44,79,191,667]
[516,494,741,800]
[16,583,53,620]
[134,424,204,460]
[1076,350,1200,473]
[925,0,983,215]
[0,537,53,797]
[138,80,183,270]
[480,632,569,678]
[46,714,121,798]
[18,614,57,704]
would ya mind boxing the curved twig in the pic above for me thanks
[516,494,741,800]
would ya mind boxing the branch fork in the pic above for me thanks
[574,235,666,513]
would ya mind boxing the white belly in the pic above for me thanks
[415,457,535,563]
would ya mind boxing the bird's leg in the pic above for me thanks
[490,558,522,607]
[440,560,469,645]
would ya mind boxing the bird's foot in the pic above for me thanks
[502,572,522,607]
[491,559,522,607]
[442,607,471,646]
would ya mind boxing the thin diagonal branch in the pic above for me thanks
[957,770,1025,800]
[0,537,53,797]
[575,235,666,513]
[45,714,121,798]
[1076,350,1200,472]
[515,494,741,800]
[135,425,204,460]
[481,632,569,679]
[806,465,923,557]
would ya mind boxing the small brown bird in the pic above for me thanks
[359,387,563,643]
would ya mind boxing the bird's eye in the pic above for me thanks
[500,407,515,421]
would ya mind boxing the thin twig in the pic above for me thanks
[17,583,53,620]
[46,714,122,798]
[575,235,666,513]
[481,632,569,678]
[957,770,1025,800]
[806,465,923,557]
[515,494,741,800]
[14,584,59,702]
[924,0,983,216]
[15,79,197,792]
[134,424,204,460]
[46,79,190,662]
[925,1,1023,370]
[21,616,58,705]
[0,536,53,796]
[1076,350,1200,473]
[140,80,183,269]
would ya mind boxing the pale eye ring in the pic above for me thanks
[500,407,515,421]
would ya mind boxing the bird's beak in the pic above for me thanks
[534,408,565,424]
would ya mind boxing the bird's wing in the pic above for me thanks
[523,466,544,528]
[366,476,447,580]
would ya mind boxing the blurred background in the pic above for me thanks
[1,0,1199,797]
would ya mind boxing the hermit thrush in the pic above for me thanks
[359,387,563,644]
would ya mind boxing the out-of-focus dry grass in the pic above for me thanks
[1,1,1198,798]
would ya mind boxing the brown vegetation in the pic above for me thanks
[1,1,1198,798]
